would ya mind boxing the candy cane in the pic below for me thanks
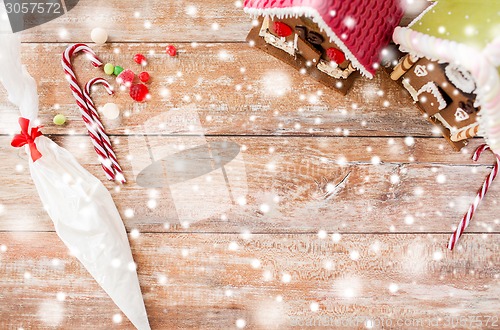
[84,78,126,183]
[448,144,500,250]
[61,44,116,181]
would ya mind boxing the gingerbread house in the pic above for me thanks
[391,0,500,152]
[244,0,404,95]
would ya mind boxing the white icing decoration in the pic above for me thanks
[414,65,428,77]
[454,108,470,122]
[402,78,419,101]
[417,82,447,110]
[407,2,438,28]
[245,6,374,78]
[263,31,295,56]
[317,60,354,79]
[445,65,476,94]
[434,113,454,132]
[392,26,500,153]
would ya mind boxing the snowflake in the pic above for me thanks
[38,300,64,326]
[158,274,168,285]
[124,208,134,218]
[263,270,273,281]
[390,174,400,184]
[281,273,291,283]
[436,174,447,184]
[228,241,239,251]
[433,251,443,261]
[371,156,381,165]
[185,5,198,17]
[414,187,424,196]
[404,136,415,146]
[261,70,291,97]
[317,230,328,239]
[331,233,341,243]
[259,204,270,213]
[349,250,360,260]
[112,313,123,324]
[236,318,247,328]
[240,230,252,240]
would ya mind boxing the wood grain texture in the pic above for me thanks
[0,43,436,137]
[1,136,498,233]
[1,0,498,328]
[0,233,498,330]
[15,0,427,43]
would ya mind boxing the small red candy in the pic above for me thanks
[133,53,147,66]
[116,69,135,87]
[166,45,177,57]
[139,71,150,83]
[273,21,293,38]
[130,83,149,102]
[326,48,346,64]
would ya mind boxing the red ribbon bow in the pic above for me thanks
[11,117,43,162]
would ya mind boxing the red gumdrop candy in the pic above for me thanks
[116,69,135,87]
[166,45,177,57]
[133,53,147,65]
[130,83,149,102]
[139,71,150,83]
[326,48,346,64]
[273,21,293,37]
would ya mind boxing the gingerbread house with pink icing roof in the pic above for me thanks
[244,0,404,94]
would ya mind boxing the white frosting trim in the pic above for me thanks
[434,113,454,132]
[245,6,374,78]
[393,26,500,153]
[417,82,447,110]
[444,65,476,94]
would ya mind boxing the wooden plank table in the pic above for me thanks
[1,1,499,329]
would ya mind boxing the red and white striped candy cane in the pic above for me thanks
[448,144,500,250]
[61,44,116,181]
[84,78,126,183]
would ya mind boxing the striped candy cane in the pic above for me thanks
[61,44,116,181]
[84,78,126,183]
[448,144,500,250]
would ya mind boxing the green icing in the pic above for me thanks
[411,0,500,51]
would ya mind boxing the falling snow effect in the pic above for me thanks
[37,300,65,327]
[0,0,499,328]
[261,70,292,97]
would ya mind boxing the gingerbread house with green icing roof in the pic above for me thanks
[391,0,500,152]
